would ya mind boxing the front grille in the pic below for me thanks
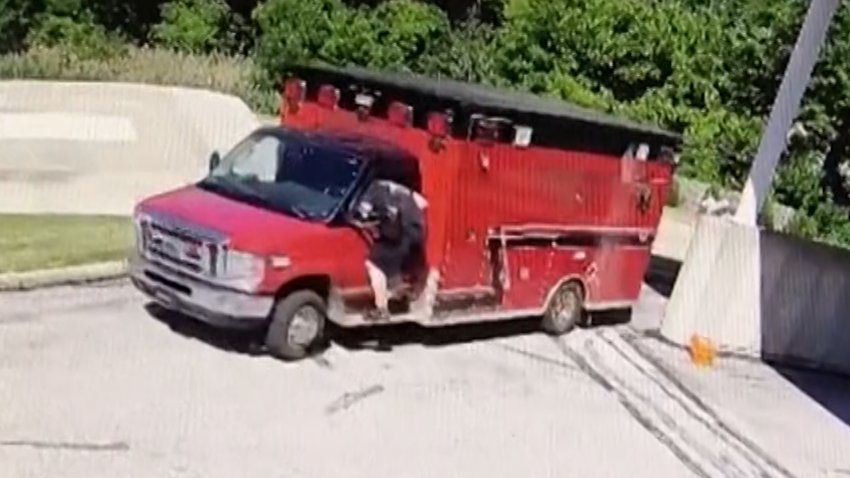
[138,212,227,279]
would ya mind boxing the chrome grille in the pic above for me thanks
[138,212,227,278]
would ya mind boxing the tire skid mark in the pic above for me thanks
[608,331,796,478]
[551,337,711,478]
[0,440,129,452]
[325,384,385,415]
[555,329,796,478]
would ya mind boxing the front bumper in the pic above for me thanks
[130,254,274,329]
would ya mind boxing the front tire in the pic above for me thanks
[541,281,584,335]
[265,290,327,361]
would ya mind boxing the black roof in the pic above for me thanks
[288,63,682,149]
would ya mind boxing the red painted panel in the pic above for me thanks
[279,94,672,312]
[585,246,652,302]
[501,247,586,310]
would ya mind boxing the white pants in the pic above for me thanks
[365,260,389,311]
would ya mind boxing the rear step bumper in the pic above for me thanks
[130,254,273,329]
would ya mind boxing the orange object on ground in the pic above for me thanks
[689,334,716,367]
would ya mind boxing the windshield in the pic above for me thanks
[198,130,365,221]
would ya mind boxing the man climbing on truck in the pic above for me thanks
[356,179,428,321]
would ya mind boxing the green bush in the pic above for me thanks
[26,12,127,60]
[150,0,241,54]
[0,0,37,53]
[252,0,346,89]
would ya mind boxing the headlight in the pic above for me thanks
[133,210,152,255]
[217,249,266,292]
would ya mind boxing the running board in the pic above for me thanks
[332,305,542,328]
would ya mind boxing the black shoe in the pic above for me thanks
[365,308,391,322]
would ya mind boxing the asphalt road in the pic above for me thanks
[0,280,706,478]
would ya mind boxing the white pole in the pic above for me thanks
[734,0,841,225]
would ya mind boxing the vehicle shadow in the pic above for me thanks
[329,318,540,353]
[144,302,634,357]
[331,309,633,353]
[644,254,682,298]
[145,303,268,356]
[772,364,850,429]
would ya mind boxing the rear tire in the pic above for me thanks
[541,281,584,335]
[265,290,327,361]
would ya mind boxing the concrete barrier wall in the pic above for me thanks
[0,80,260,216]
[760,230,850,376]
[660,215,762,356]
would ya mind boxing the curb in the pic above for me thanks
[0,260,129,292]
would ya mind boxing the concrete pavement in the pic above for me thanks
[0,280,779,478]
[633,333,850,478]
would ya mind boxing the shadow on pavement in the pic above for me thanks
[145,303,268,356]
[330,318,541,353]
[144,301,545,356]
[644,254,682,298]
[144,300,634,357]
[772,364,850,429]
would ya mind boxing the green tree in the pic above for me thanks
[252,0,347,88]
[150,0,244,53]
[0,0,37,53]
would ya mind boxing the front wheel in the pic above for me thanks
[265,290,327,361]
[541,281,584,335]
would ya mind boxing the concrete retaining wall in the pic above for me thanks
[760,230,850,376]
[660,215,762,356]
[0,80,260,216]
[661,214,850,376]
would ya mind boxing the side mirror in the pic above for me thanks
[208,151,221,172]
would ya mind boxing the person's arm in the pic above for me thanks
[412,191,428,210]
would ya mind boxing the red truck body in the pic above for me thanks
[130,64,681,359]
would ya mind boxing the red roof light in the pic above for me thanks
[388,101,413,127]
[427,112,451,137]
[318,84,340,109]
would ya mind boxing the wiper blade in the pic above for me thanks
[213,175,269,203]
[289,204,311,220]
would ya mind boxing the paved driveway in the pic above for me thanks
[0,281,702,478]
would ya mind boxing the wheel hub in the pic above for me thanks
[552,291,578,326]
[288,306,320,347]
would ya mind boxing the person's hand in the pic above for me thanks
[352,219,380,240]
